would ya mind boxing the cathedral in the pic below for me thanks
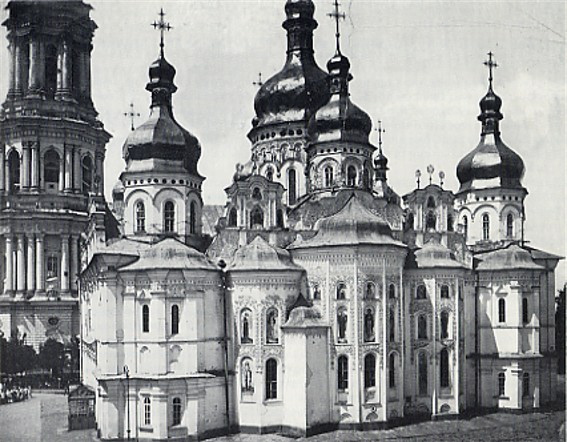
[1,0,562,441]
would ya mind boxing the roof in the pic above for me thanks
[227,236,303,272]
[202,205,224,237]
[282,306,328,329]
[523,245,564,261]
[475,244,543,271]
[289,194,406,249]
[410,240,468,269]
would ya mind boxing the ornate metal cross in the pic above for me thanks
[328,0,346,54]
[152,8,172,56]
[376,120,385,153]
[124,102,140,131]
[253,72,263,88]
[484,51,498,87]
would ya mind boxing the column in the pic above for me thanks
[95,152,104,195]
[8,41,15,97]
[0,144,5,192]
[60,39,71,99]
[64,146,72,192]
[4,153,10,192]
[85,46,92,101]
[35,235,44,292]
[70,235,78,293]
[13,39,22,97]
[30,142,39,190]
[58,154,65,192]
[22,144,30,190]
[16,235,25,292]
[5,237,13,293]
[61,235,69,293]
[73,147,81,192]
[26,235,35,293]
[27,35,41,96]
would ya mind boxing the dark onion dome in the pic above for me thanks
[456,84,525,194]
[308,53,372,144]
[251,0,330,129]
[374,150,388,169]
[122,52,202,177]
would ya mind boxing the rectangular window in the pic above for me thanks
[498,373,506,397]
[47,255,58,278]
[143,397,151,426]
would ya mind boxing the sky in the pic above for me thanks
[0,0,565,286]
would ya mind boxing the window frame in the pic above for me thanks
[364,353,376,390]
[171,397,182,426]
[171,304,179,335]
[498,298,506,323]
[163,201,176,233]
[265,358,278,400]
[337,355,349,391]
[142,304,150,333]
[143,396,151,426]
[135,201,146,233]
[498,372,506,397]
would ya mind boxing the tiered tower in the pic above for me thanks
[0,0,110,349]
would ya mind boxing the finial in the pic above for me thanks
[152,8,173,57]
[439,170,445,187]
[124,102,140,131]
[328,0,346,55]
[483,51,498,89]
[426,164,434,185]
[253,72,263,88]
[415,169,421,189]
[375,120,385,154]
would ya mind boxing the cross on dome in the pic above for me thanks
[152,8,173,57]
[376,120,385,154]
[123,102,140,131]
[253,72,263,88]
[328,0,346,55]
[484,51,498,88]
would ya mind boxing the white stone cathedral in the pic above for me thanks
[60,0,561,440]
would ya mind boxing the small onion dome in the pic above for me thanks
[227,236,303,272]
[251,0,329,128]
[456,85,524,193]
[147,55,177,93]
[308,53,372,143]
[111,180,124,196]
[374,151,389,169]
[476,244,543,271]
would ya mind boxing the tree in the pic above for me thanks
[38,339,65,377]
[556,286,565,374]
[1,336,37,374]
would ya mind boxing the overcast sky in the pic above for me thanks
[0,0,564,285]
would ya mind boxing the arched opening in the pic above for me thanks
[416,284,427,300]
[347,165,357,186]
[8,150,20,193]
[365,282,375,299]
[171,305,179,335]
[250,206,264,228]
[418,352,428,395]
[143,397,151,425]
[389,308,396,342]
[406,212,414,230]
[364,308,375,342]
[44,150,60,189]
[324,166,334,187]
[265,358,278,399]
[389,284,396,299]
[45,45,58,98]
[482,213,490,241]
[462,215,468,240]
[426,211,436,230]
[172,397,182,426]
[265,167,273,181]
[447,214,454,232]
[142,305,150,333]
[266,308,278,344]
[252,187,262,200]
[522,298,529,323]
[389,353,397,388]
[440,311,449,339]
[312,284,321,300]
[189,201,197,234]
[506,213,514,238]
[337,307,348,343]
[336,282,346,300]
[135,201,145,233]
[228,207,237,227]
[417,314,427,339]
[241,358,254,392]
[364,354,376,389]
[440,285,450,299]
[498,298,506,323]
[240,309,253,344]
[440,348,450,388]
[276,209,284,228]
[81,155,93,194]
[337,355,349,391]
[163,201,175,233]
[427,196,436,208]
[288,168,297,205]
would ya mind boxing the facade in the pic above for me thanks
[0,0,110,349]
[77,0,561,440]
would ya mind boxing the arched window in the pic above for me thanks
[498,372,506,396]
[288,168,297,205]
[389,308,395,342]
[337,307,348,343]
[8,150,20,193]
[440,348,450,388]
[389,284,396,299]
[336,282,346,300]
[482,213,490,241]
[171,305,179,335]
[416,284,427,300]
[189,201,197,234]
[440,285,450,299]
[364,354,376,389]
[447,214,454,232]
[440,311,449,339]
[265,358,278,399]
[389,353,397,388]
[164,201,175,233]
[406,212,415,230]
[276,209,284,228]
[45,45,58,98]
[364,308,375,342]
[241,358,254,392]
[172,397,182,426]
[252,187,262,200]
[506,213,514,238]
[365,282,375,299]
[312,284,321,300]
[522,298,529,324]
[228,207,237,227]
[498,298,506,323]
[240,309,253,344]
[418,352,428,395]
[417,314,427,339]
[142,305,150,333]
[81,155,93,194]
[522,372,530,397]
[347,165,357,186]
[427,196,436,208]
[265,167,274,181]
[324,166,334,187]
[266,308,278,344]
[44,150,60,185]
[143,397,151,426]
[337,355,349,391]
[135,201,145,233]
[250,206,264,228]
[462,215,468,240]
[426,211,436,230]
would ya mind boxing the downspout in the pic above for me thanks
[218,261,231,435]
[474,269,480,409]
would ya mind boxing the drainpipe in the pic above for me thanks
[474,269,480,409]
[218,260,231,435]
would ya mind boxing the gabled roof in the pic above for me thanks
[410,240,468,269]
[475,244,543,271]
[228,236,303,272]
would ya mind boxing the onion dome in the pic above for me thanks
[308,52,372,144]
[228,236,303,272]
[289,194,405,249]
[456,57,525,194]
[122,50,202,176]
[111,179,124,197]
[251,0,330,129]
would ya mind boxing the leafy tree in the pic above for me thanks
[38,338,65,376]
[1,336,37,374]
[556,286,565,374]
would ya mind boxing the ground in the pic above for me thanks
[0,391,564,441]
